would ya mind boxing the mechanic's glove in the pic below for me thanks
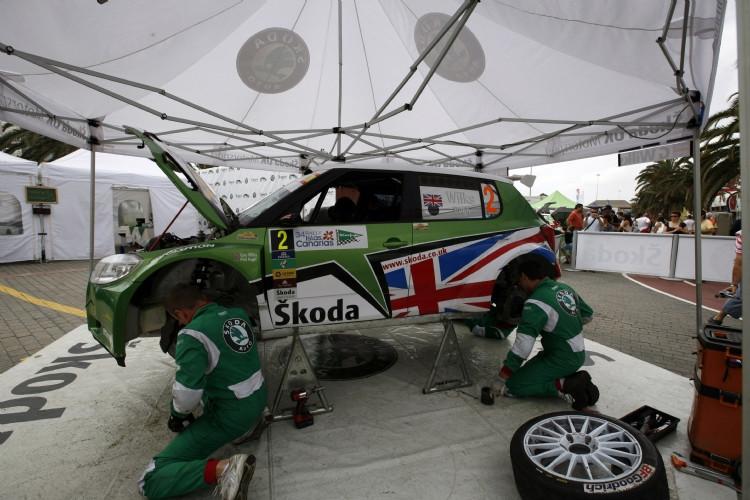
[167,413,195,433]
[490,376,507,397]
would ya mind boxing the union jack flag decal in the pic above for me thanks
[423,193,443,207]
[382,228,555,317]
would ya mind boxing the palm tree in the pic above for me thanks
[0,122,77,162]
[699,93,740,209]
[632,93,739,214]
[632,158,694,216]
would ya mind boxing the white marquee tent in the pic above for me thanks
[37,151,201,261]
[0,151,40,262]
[0,0,730,174]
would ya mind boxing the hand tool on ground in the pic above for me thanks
[671,452,741,493]
[291,387,315,429]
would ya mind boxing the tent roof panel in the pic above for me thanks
[0,0,726,172]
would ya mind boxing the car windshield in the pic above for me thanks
[237,171,324,225]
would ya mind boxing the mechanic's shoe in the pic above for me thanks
[215,454,256,500]
[232,407,272,445]
[501,386,516,398]
[707,316,723,326]
[561,371,592,410]
[471,324,486,337]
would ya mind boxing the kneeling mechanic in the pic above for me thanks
[491,261,600,410]
[138,283,268,500]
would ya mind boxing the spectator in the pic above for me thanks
[683,213,696,234]
[635,212,651,233]
[566,203,584,231]
[602,205,619,226]
[709,230,742,325]
[618,213,634,232]
[707,211,717,227]
[700,209,716,235]
[601,214,614,232]
[561,224,575,263]
[664,211,689,234]
[583,207,603,232]
[652,213,666,233]
[729,218,742,237]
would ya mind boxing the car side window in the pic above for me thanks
[304,172,404,224]
[418,175,502,220]
[480,182,502,219]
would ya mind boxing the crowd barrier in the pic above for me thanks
[570,232,735,282]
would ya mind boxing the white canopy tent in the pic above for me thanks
[0,0,728,174]
[0,151,41,262]
[40,151,201,261]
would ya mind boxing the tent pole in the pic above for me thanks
[736,0,749,492]
[337,0,343,159]
[691,127,702,335]
[89,150,95,275]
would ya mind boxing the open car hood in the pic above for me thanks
[125,127,230,231]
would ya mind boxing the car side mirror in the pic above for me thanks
[279,212,302,226]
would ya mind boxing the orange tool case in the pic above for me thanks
[688,325,742,474]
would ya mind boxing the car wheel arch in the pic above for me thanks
[127,258,262,344]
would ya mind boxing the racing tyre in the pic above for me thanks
[510,411,668,500]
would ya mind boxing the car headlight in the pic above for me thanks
[90,254,143,284]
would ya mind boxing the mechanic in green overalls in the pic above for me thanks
[491,260,600,410]
[138,284,268,500]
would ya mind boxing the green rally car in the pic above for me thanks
[87,128,559,365]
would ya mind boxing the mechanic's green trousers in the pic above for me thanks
[505,350,585,398]
[139,389,266,500]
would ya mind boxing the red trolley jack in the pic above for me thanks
[291,388,314,429]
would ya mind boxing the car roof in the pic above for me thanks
[311,163,512,184]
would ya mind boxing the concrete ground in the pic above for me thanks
[0,259,735,377]
[0,259,740,499]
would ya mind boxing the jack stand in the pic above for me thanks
[423,318,472,394]
[271,328,333,422]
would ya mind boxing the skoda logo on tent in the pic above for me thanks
[236,28,310,94]
[222,318,254,353]
[414,13,485,83]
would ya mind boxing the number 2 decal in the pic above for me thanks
[270,229,293,252]
[483,185,498,214]
[277,230,288,250]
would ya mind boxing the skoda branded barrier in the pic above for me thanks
[571,232,735,282]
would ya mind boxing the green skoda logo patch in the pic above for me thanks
[222,318,254,353]
[556,290,578,316]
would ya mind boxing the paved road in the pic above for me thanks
[0,260,738,377]
[0,260,91,374]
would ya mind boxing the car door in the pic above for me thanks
[402,173,506,316]
[264,170,412,329]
